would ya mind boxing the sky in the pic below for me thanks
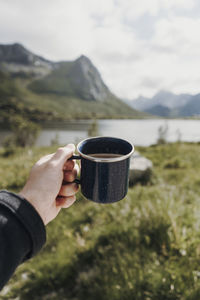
[0,0,200,99]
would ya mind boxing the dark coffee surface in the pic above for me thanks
[88,153,123,159]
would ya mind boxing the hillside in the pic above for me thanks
[0,71,60,128]
[0,43,146,122]
[29,55,111,101]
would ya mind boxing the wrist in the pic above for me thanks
[19,189,46,225]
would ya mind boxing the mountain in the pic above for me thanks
[179,94,200,117]
[150,91,191,109]
[129,95,151,111]
[0,43,53,76]
[0,70,57,126]
[129,90,199,117]
[29,55,112,102]
[0,43,145,122]
[144,104,171,117]
[0,43,50,66]
[131,91,191,110]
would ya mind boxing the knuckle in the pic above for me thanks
[48,160,58,168]
[68,173,74,182]
[57,147,64,152]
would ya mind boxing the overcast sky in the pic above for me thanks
[1,0,200,99]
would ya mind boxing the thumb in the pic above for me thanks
[51,144,75,167]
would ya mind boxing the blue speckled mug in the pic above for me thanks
[71,136,134,204]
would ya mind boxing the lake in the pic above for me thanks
[0,119,200,147]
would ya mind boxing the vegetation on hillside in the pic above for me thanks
[0,71,60,128]
[0,142,200,299]
[28,62,75,96]
[0,62,146,126]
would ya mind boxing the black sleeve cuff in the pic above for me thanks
[0,190,46,259]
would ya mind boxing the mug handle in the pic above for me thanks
[70,155,81,160]
[68,154,81,184]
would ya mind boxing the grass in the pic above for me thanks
[0,142,200,299]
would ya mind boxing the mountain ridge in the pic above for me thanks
[129,90,200,117]
[0,42,146,121]
[0,42,50,65]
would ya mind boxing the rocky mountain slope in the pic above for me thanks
[0,43,53,76]
[29,55,112,102]
[0,43,145,121]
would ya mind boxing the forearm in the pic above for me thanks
[0,144,77,290]
[0,191,46,290]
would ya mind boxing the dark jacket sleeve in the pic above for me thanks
[0,190,46,290]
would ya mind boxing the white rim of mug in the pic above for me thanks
[76,136,134,163]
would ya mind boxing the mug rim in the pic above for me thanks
[77,136,134,163]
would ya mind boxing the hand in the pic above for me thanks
[20,144,79,225]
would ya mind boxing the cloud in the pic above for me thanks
[0,0,200,98]
[139,77,163,89]
[0,0,95,60]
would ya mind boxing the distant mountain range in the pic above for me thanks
[128,90,200,117]
[0,43,145,123]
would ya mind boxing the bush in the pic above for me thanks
[88,119,99,137]
[3,116,40,153]
[157,123,168,144]
[2,136,16,157]
[164,158,185,169]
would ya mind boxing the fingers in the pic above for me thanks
[63,164,79,182]
[64,169,77,183]
[57,181,79,209]
[59,182,79,197]
[51,144,75,167]
[63,160,75,171]
[56,195,76,208]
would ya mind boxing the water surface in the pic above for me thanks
[0,119,199,147]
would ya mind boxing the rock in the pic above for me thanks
[129,151,153,186]
[69,55,111,102]
[0,43,53,76]
[0,43,51,66]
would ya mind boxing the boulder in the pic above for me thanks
[129,151,153,186]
